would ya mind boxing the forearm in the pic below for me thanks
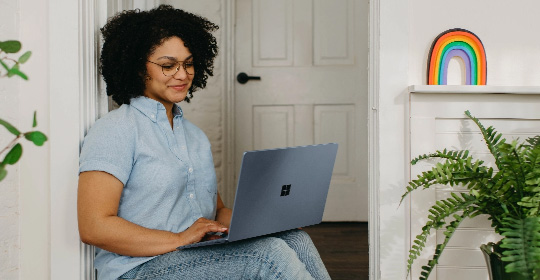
[79,215,185,257]
[215,193,232,228]
[215,207,232,228]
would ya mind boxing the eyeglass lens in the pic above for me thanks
[161,61,194,76]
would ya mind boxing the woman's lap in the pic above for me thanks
[119,230,329,280]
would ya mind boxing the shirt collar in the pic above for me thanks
[130,96,183,122]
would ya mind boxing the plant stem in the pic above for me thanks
[512,148,525,203]
[0,56,17,63]
[0,135,22,157]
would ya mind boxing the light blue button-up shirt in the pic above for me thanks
[79,96,218,280]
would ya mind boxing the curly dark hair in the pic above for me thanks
[100,5,219,105]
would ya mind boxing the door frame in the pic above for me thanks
[223,1,238,206]
[368,0,380,278]
[66,0,383,279]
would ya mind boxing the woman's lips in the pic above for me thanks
[170,84,187,91]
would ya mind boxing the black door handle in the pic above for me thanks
[237,72,261,84]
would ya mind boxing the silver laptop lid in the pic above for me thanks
[227,143,338,242]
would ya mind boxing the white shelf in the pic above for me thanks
[409,85,540,95]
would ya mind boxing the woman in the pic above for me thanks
[78,5,330,280]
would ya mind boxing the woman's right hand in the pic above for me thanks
[178,217,228,245]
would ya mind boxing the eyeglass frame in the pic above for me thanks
[147,59,195,76]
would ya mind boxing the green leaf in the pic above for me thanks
[3,143,22,165]
[0,165,7,181]
[32,111,37,128]
[0,118,21,136]
[18,51,31,64]
[7,66,28,80]
[6,63,19,77]
[24,131,47,146]
[499,217,540,276]
[0,59,9,71]
[0,40,22,53]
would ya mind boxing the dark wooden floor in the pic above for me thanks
[303,222,368,280]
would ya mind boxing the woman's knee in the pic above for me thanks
[267,236,294,250]
[288,230,312,243]
[276,230,316,249]
[256,237,314,279]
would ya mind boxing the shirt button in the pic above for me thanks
[150,114,155,119]
[188,167,193,173]
[181,146,186,150]
[189,193,194,199]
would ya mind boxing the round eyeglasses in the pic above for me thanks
[147,60,195,76]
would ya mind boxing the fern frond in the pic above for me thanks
[411,149,470,165]
[419,210,470,280]
[406,193,477,275]
[500,216,540,278]
[465,110,507,170]
[526,135,540,148]
[518,195,540,216]
[402,156,491,204]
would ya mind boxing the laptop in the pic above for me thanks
[177,143,338,250]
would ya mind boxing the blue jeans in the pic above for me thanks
[119,230,330,280]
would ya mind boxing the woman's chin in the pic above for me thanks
[169,93,188,103]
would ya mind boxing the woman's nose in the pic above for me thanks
[173,65,188,80]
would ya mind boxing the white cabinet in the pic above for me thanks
[408,85,540,280]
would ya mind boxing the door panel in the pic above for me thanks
[313,0,355,65]
[253,106,295,149]
[252,0,293,66]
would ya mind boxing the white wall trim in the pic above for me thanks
[368,0,380,278]
[49,0,83,278]
[79,1,107,279]
[223,0,237,207]
[376,0,410,279]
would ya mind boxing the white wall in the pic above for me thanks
[0,0,51,279]
[409,0,540,86]
[376,0,540,279]
[0,1,22,279]
[19,0,50,279]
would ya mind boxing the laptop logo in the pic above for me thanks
[280,184,291,196]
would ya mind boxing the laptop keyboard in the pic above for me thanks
[177,234,229,250]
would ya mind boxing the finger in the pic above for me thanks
[205,224,228,234]
[205,234,224,241]
[187,219,228,239]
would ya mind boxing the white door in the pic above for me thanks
[234,0,368,221]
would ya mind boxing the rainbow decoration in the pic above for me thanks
[427,28,487,85]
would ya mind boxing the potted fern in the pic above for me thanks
[402,110,540,280]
